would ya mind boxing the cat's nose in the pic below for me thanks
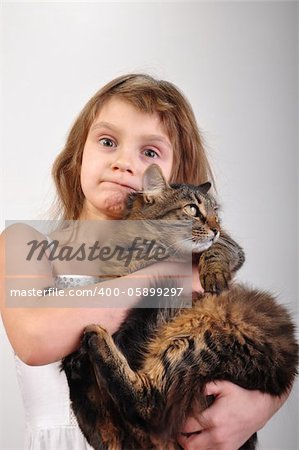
[211,228,218,236]
[207,215,220,234]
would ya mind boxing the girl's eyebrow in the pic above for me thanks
[90,121,118,132]
[142,135,172,148]
[90,122,172,148]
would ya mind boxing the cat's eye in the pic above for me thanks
[184,204,207,222]
[184,204,201,218]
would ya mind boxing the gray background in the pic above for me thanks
[1,1,298,449]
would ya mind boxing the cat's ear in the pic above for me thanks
[142,164,169,203]
[197,182,211,195]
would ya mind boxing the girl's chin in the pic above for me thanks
[102,192,127,217]
[82,191,128,219]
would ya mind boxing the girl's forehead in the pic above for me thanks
[93,97,163,128]
[92,97,167,133]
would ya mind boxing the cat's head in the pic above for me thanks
[124,164,220,253]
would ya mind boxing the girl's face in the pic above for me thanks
[80,98,173,220]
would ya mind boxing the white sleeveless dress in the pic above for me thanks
[15,275,100,450]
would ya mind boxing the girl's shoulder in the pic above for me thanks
[0,223,53,277]
[1,222,47,242]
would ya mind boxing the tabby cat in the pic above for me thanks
[62,164,298,450]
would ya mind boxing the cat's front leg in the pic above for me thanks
[199,230,245,294]
[199,254,230,294]
[84,324,163,425]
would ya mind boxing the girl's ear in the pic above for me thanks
[197,182,211,195]
[142,164,169,203]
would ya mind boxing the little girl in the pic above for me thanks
[1,74,289,450]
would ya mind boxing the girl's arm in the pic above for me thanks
[0,224,194,366]
[177,378,290,450]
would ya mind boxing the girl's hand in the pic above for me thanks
[145,262,203,298]
[192,264,204,295]
[177,380,289,450]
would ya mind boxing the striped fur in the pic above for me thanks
[62,165,298,450]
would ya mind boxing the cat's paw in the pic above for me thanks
[81,324,104,349]
[82,324,119,365]
[84,324,106,335]
[200,268,231,294]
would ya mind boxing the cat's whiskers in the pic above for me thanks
[164,236,194,258]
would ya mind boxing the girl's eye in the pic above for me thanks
[144,148,158,158]
[99,138,116,148]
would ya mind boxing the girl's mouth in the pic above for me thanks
[101,181,137,192]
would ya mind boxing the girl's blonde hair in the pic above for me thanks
[52,74,214,220]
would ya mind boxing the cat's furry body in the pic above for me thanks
[62,165,298,450]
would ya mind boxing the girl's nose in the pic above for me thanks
[111,149,135,174]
